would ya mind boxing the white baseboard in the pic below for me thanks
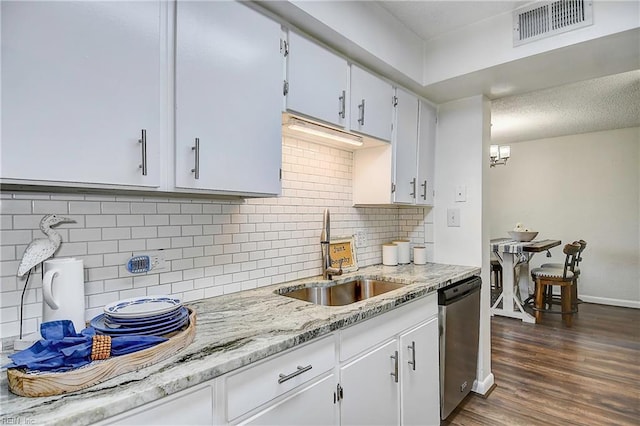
[580,295,640,309]
[472,372,495,395]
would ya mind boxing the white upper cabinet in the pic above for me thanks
[417,100,436,206]
[349,65,394,142]
[353,89,436,207]
[1,1,162,188]
[174,1,282,196]
[286,32,348,128]
[393,88,420,204]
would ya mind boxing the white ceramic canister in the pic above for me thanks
[42,257,86,333]
[392,240,411,264]
[382,243,398,266]
[413,246,428,265]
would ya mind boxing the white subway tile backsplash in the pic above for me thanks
[117,215,145,227]
[158,226,181,238]
[0,230,32,246]
[102,227,131,240]
[0,200,31,215]
[69,201,101,214]
[131,202,157,214]
[118,239,146,252]
[70,228,102,242]
[101,202,130,214]
[0,137,428,339]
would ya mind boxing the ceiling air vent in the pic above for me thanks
[513,0,593,46]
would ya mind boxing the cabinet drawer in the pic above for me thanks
[340,294,437,362]
[226,335,335,421]
[101,384,214,425]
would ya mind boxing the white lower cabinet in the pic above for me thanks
[337,294,440,426]
[239,374,337,426]
[339,339,400,425]
[400,318,440,425]
[98,383,215,426]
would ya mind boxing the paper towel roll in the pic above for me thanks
[382,243,398,266]
[413,246,427,265]
[392,240,410,264]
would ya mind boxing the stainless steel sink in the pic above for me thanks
[279,279,405,306]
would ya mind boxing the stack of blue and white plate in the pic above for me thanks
[91,296,189,337]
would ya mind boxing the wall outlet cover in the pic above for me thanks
[447,208,461,227]
[455,185,466,202]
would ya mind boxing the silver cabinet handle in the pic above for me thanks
[339,90,346,119]
[278,364,312,384]
[421,180,427,200]
[191,138,200,180]
[407,341,416,371]
[358,99,365,125]
[390,351,399,383]
[410,178,416,198]
[138,129,147,176]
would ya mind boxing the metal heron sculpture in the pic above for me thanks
[17,214,75,338]
[17,214,75,277]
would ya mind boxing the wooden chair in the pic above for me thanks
[530,242,581,326]
[541,239,586,310]
[490,255,503,291]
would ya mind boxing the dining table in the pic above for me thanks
[490,238,561,323]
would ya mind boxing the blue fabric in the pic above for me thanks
[3,320,168,372]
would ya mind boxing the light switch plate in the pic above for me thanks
[455,185,466,202]
[355,230,367,247]
[447,208,460,227]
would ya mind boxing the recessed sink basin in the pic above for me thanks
[279,279,405,306]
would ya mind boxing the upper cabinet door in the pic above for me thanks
[393,88,419,205]
[286,32,348,128]
[417,100,436,206]
[349,65,393,142]
[175,0,282,196]
[1,1,162,188]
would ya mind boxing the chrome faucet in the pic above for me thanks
[321,209,343,280]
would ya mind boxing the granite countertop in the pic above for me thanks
[1,262,480,426]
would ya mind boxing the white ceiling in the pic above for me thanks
[376,1,640,143]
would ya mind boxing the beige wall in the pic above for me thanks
[489,127,640,306]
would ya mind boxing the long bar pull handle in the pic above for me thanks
[339,90,346,119]
[421,180,427,200]
[358,99,365,125]
[191,138,200,180]
[138,129,147,176]
[390,351,399,383]
[410,178,416,198]
[278,364,312,384]
[408,341,416,371]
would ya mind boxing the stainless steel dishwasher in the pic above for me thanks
[438,276,482,420]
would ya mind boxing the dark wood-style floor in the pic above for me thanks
[444,303,640,426]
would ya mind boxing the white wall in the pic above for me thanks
[489,127,640,307]
[434,95,494,394]
[0,137,430,339]
[423,1,640,86]
[434,97,485,267]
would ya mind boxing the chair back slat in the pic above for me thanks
[575,239,587,266]
[562,242,581,279]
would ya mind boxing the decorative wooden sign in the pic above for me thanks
[329,236,358,272]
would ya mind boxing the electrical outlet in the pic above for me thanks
[355,230,367,247]
[447,209,460,227]
[127,250,166,273]
[455,185,466,202]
